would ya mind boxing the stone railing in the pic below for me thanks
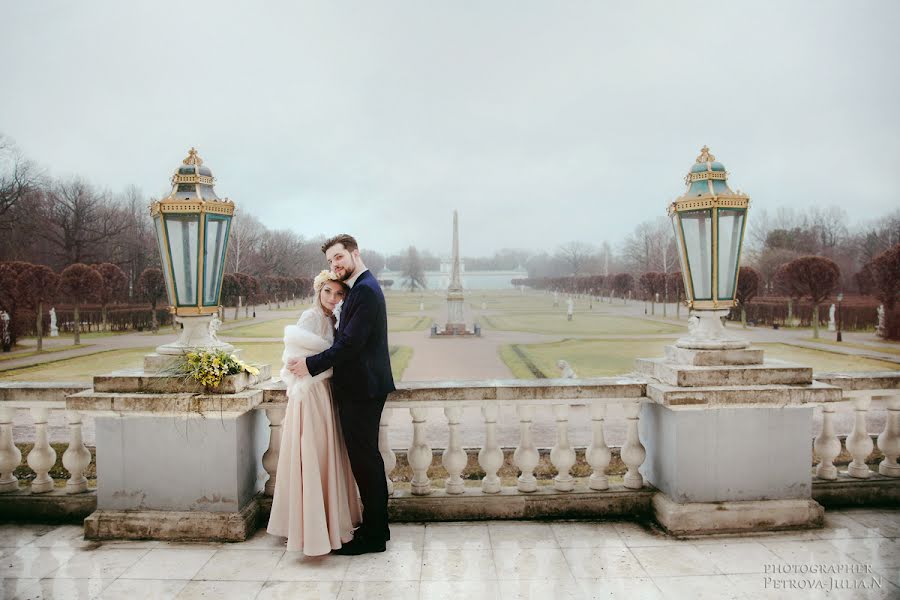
[811,372,900,481]
[1,371,898,524]
[259,379,648,506]
[0,382,92,496]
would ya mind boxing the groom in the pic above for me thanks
[288,234,395,555]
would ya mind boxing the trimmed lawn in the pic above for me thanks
[0,347,158,383]
[758,343,899,372]
[0,343,94,362]
[389,346,413,381]
[388,315,432,332]
[500,338,677,378]
[385,292,443,314]
[1,342,414,383]
[221,318,297,339]
[483,312,684,336]
[220,315,430,338]
[803,338,900,357]
[501,339,899,379]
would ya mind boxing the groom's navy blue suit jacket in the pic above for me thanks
[306,270,396,401]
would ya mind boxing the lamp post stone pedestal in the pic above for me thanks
[637,148,840,535]
[635,344,839,535]
[66,149,271,542]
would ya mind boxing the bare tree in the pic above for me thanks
[17,265,58,351]
[735,266,761,328]
[137,268,167,332]
[778,256,840,339]
[58,263,102,345]
[0,135,42,220]
[42,178,129,266]
[556,241,594,277]
[226,212,265,274]
[401,246,427,290]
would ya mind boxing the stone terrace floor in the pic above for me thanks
[1,509,898,600]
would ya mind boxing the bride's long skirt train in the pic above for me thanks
[267,379,361,555]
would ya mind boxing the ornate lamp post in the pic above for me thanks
[669,146,750,349]
[151,148,235,354]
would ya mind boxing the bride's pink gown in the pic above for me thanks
[267,305,362,555]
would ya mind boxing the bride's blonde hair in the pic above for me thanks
[313,270,348,314]
[313,270,340,293]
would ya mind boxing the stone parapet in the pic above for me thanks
[635,357,812,387]
[92,364,270,395]
[664,345,764,366]
[645,380,841,408]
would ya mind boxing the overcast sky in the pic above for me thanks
[2,1,899,256]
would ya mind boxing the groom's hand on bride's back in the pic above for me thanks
[286,358,310,377]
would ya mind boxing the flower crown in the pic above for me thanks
[313,270,340,292]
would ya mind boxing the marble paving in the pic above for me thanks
[1,509,898,599]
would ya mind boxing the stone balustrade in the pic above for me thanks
[258,378,647,506]
[1,371,899,527]
[812,372,900,481]
[0,383,92,496]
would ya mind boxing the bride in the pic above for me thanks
[267,270,361,555]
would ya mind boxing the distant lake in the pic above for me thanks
[379,270,525,291]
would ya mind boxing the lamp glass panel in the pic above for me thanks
[153,215,175,305]
[679,209,713,300]
[203,215,231,306]
[671,214,692,301]
[164,214,200,305]
[717,208,746,300]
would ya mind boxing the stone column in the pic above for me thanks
[67,362,271,542]
[635,345,839,535]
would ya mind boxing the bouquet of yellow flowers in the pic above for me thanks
[179,349,260,389]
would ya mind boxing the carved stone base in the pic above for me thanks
[155,314,233,356]
[652,493,824,536]
[84,500,259,542]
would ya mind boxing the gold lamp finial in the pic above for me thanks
[183,147,203,166]
[696,145,715,164]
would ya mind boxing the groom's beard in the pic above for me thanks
[338,258,358,282]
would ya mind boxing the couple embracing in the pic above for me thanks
[267,234,394,556]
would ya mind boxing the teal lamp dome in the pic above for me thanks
[686,146,732,196]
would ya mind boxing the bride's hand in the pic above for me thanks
[286,357,311,378]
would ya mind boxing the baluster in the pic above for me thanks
[513,405,539,493]
[62,410,91,494]
[847,395,874,478]
[379,408,397,495]
[878,394,900,477]
[550,404,575,491]
[262,406,285,496]
[409,407,433,495]
[0,406,21,493]
[621,401,646,490]
[442,406,466,494]
[814,402,840,480]
[587,401,611,491]
[478,404,503,493]
[27,407,56,493]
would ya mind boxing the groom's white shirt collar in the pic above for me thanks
[346,268,368,289]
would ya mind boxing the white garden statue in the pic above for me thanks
[556,359,576,379]
[877,304,886,338]
[49,307,59,337]
[828,303,836,332]
[208,313,222,342]
[0,310,9,345]
[566,297,574,321]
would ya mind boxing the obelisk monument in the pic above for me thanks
[446,210,466,333]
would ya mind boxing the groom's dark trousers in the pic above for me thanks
[306,270,395,542]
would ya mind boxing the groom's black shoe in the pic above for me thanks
[333,534,386,556]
